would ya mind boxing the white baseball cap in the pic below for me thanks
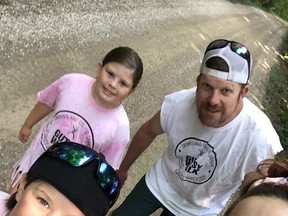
[200,39,252,84]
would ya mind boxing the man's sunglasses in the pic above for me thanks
[43,142,120,207]
[206,39,251,74]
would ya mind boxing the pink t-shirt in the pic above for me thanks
[12,73,130,185]
[0,191,9,216]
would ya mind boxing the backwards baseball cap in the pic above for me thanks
[29,142,120,216]
[199,39,252,84]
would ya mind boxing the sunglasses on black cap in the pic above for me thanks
[206,39,251,74]
[41,142,120,207]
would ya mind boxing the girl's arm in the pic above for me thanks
[19,101,53,143]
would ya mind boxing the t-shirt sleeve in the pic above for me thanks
[160,88,197,133]
[102,142,127,169]
[0,191,10,216]
[101,124,130,169]
[37,74,68,109]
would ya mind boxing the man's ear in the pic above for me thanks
[240,85,249,98]
[15,175,27,202]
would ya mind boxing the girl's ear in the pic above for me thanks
[15,175,27,202]
[95,62,102,78]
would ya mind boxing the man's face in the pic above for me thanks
[196,74,248,128]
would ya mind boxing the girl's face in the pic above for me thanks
[9,181,84,216]
[93,62,135,109]
[228,196,288,216]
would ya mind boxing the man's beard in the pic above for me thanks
[198,112,223,127]
[197,101,226,127]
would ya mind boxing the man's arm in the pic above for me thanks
[117,110,164,185]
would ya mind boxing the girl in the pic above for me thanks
[9,46,143,193]
[1,142,120,216]
[226,183,288,216]
[224,157,288,216]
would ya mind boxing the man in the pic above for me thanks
[112,39,283,215]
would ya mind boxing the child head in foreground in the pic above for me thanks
[5,142,120,216]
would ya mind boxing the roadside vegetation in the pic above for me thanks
[231,0,288,156]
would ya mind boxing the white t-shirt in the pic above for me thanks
[146,88,282,216]
[0,191,10,216]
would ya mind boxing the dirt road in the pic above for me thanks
[0,0,287,214]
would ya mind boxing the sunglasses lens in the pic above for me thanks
[48,144,94,167]
[97,162,119,197]
[231,42,249,57]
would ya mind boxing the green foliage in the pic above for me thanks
[280,31,288,64]
[276,149,288,162]
[262,0,288,21]
[264,59,288,150]
[230,0,288,21]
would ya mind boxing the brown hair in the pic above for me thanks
[6,173,39,211]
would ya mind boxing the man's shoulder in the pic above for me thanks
[162,87,197,114]
[165,87,197,99]
[243,98,269,119]
[242,98,278,137]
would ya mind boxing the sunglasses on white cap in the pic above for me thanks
[206,39,251,74]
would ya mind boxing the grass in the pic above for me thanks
[264,56,288,159]
[262,29,288,159]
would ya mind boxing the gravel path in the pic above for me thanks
[0,1,287,215]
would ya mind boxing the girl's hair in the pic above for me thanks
[6,173,39,211]
[224,184,288,216]
[241,158,288,195]
[245,183,288,201]
[102,46,143,89]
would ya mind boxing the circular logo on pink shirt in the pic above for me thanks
[40,110,94,150]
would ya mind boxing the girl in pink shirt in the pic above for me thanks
[9,47,143,194]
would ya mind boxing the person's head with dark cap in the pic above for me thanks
[196,39,252,128]
[5,142,120,216]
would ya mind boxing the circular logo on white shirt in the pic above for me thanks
[175,137,217,184]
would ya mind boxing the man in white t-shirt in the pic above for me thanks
[112,39,283,216]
